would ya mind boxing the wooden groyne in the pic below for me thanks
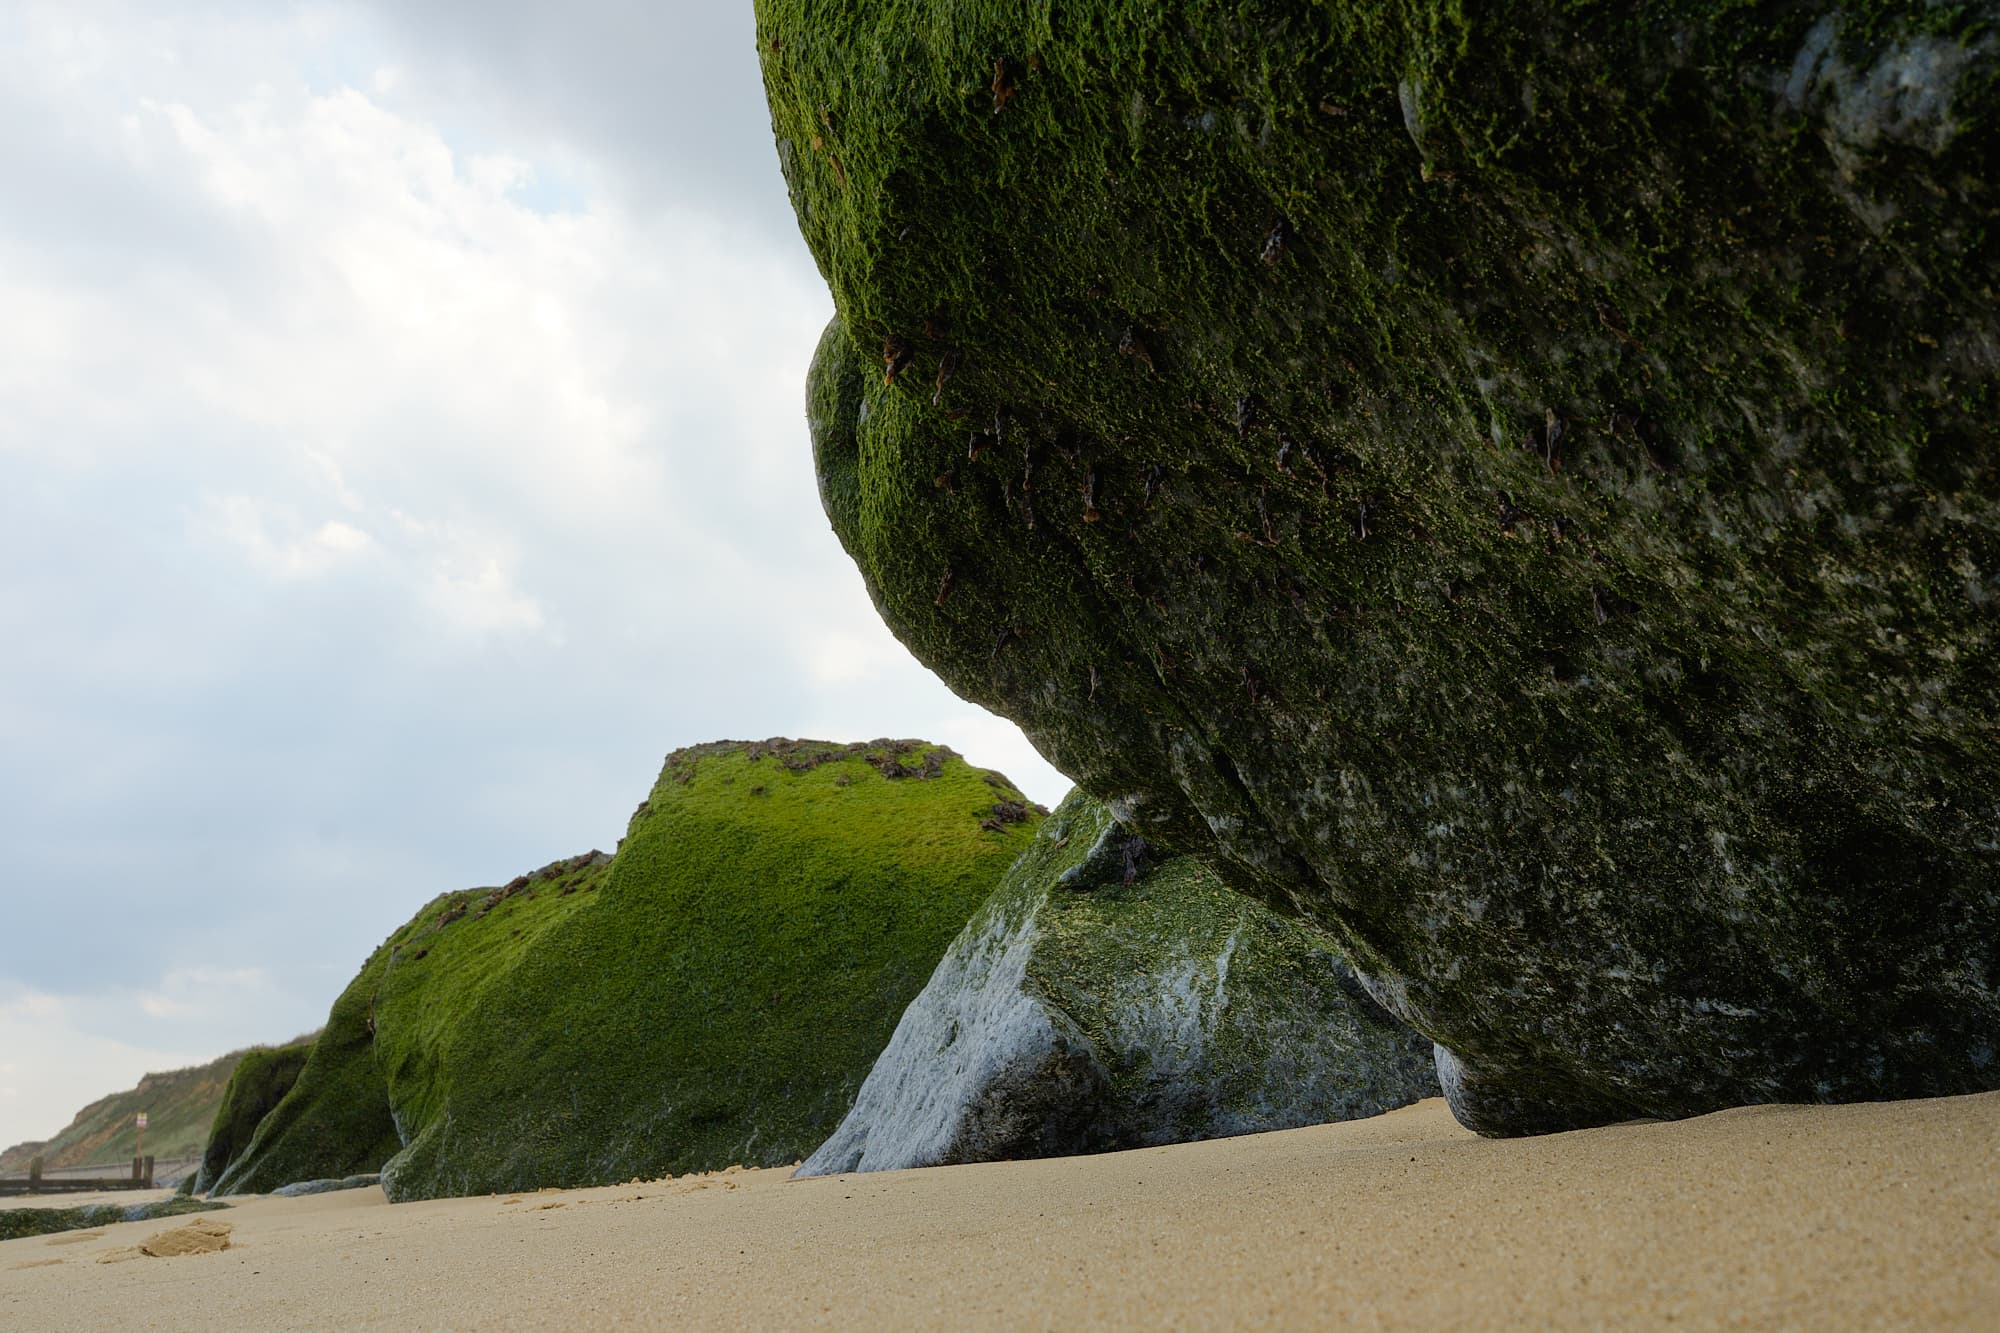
[0,1155,156,1195]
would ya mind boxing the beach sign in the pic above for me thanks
[136,1113,148,1130]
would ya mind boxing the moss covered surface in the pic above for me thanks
[209,960,404,1195]
[761,2,2000,1131]
[213,740,1040,1199]
[804,790,1436,1173]
[0,1197,226,1244]
[192,1040,315,1195]
[1025,796,1438,1137]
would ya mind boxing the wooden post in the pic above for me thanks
[143,1155,155,1188]
[27,1156,42,1194]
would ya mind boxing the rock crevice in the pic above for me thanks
[800,792,1440,1175]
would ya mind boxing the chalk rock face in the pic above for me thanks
[210,740,1041,1198]
[800,792,1439,1175]
[759,2,2000,1133]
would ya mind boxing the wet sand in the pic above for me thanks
[3,1092,1995,1329]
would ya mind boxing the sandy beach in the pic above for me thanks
[2,1092,1994,1329]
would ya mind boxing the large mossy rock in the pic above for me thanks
[211,740,1041,1198]
[208,961,405,1194]
[758,3,2000,1133]
[800,791,1438,1175]
[192,1039,316,1195]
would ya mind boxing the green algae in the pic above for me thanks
[0,1197,226,1245]
[192,1040,315,1194]
[211,740,1040,1199]
[1026,796,1438,1138]
[762,2,2000,1131]
[804,788,1437,1172]
[1022,794,1434,1139]
[209,958,404,1195]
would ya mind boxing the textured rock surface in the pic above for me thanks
[269,1174,381,1199]
[212,740,1040,1198]
[801,792,1438,1175]
[760,2,2000,1132]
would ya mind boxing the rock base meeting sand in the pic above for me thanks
[2,1092,1995,1328]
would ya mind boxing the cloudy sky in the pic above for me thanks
[0,0,1070,1154]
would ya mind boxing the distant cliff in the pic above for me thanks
[0,1040,313,1174]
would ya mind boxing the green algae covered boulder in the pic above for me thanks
[210,740,1042,1198]
[207,950,416,1194]
[760,3,2000,1133]
[800,790,1438,1175]
[192,1038,317,1195]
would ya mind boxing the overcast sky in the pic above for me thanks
[0,0,1070,1154]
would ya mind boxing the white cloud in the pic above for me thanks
[0,991,66,1025]
[0,0,1079,1153]
[803,626,916,687]
[421,543,547,638]
[133,966,278,1022]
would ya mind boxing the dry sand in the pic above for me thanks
[2,1092,1995,1329]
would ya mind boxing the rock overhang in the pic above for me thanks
[761,0,2000,1133]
